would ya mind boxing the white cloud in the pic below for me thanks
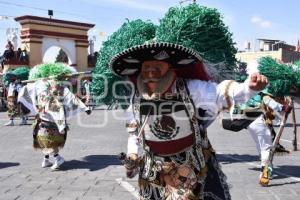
[251,16,262,23]
[251,16,272,29]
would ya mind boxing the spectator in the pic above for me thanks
[17,48,22,59]
[3,41,15,61]
[0,56,4,70]
[19,49,29,63]
[87,54,92,66]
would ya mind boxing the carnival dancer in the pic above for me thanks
[18,63,91,170]
[3,66,30,126]
[225,57,299,186]
[118,49,267,200]
[246,91,291,186]
[117,43,267,200]
[93,4,267,199]
[81,77,93,109]
[251,57,299,186]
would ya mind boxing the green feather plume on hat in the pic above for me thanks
[258,57,300,96]
[2,66,30,87]
[91,19,156,107]
[29,63,74,80]
[156,4,237,66]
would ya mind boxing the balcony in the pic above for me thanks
[1,51,29,67]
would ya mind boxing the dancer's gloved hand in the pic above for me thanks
[282,104,292,114]
[248,72,268,91]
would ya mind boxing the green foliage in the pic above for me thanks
[55,49,69,63]
[156,4,237,66]
[258,57,299,96]
[234,62,248,82]
[29,63,73,80]
[91,19,156,106]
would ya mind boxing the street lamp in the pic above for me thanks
[48,10,53,19]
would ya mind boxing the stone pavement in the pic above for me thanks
[0,108,300,200]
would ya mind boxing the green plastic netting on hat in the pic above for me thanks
[156,4,237,67]
[293,61,300,87]
[258,57,300,96]
[2,66,30,87]
[91,19,156,107]
[294,60,300,67]
[29,63,73,80]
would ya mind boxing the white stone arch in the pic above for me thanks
[42,37,76,65]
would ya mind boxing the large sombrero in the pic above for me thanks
[2,66,30,87]
[29,63,76,80]
[91,4,237,106]
[108,4,237,79]
[110,42,203,76]
[257,57,300,97]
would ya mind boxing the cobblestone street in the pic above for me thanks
[0,109,300,200]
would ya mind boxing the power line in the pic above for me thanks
[0,15,16,19]
[0,0,93,21]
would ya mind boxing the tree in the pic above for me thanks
[55,49,68,63]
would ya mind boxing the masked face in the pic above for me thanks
[140,61,172,94]
[141,61,170,83]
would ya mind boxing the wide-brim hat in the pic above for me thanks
[110,42,203,77]
[29,63,76,80]
[2,66,30,86]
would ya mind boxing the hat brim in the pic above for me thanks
[4,72,18,81]
[110,42,203,77]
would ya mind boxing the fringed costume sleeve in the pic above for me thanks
[187,79,258,113]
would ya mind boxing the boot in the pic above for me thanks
[42,158,53,168]
[19,117,28,125]
[4,119,14,126]
[259,166,272,186]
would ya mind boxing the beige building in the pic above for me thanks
[236,39,300,65]
[3,15,94,72]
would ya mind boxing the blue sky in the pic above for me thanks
[0,0,299,61]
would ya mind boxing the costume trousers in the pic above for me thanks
[247,115,272,166]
